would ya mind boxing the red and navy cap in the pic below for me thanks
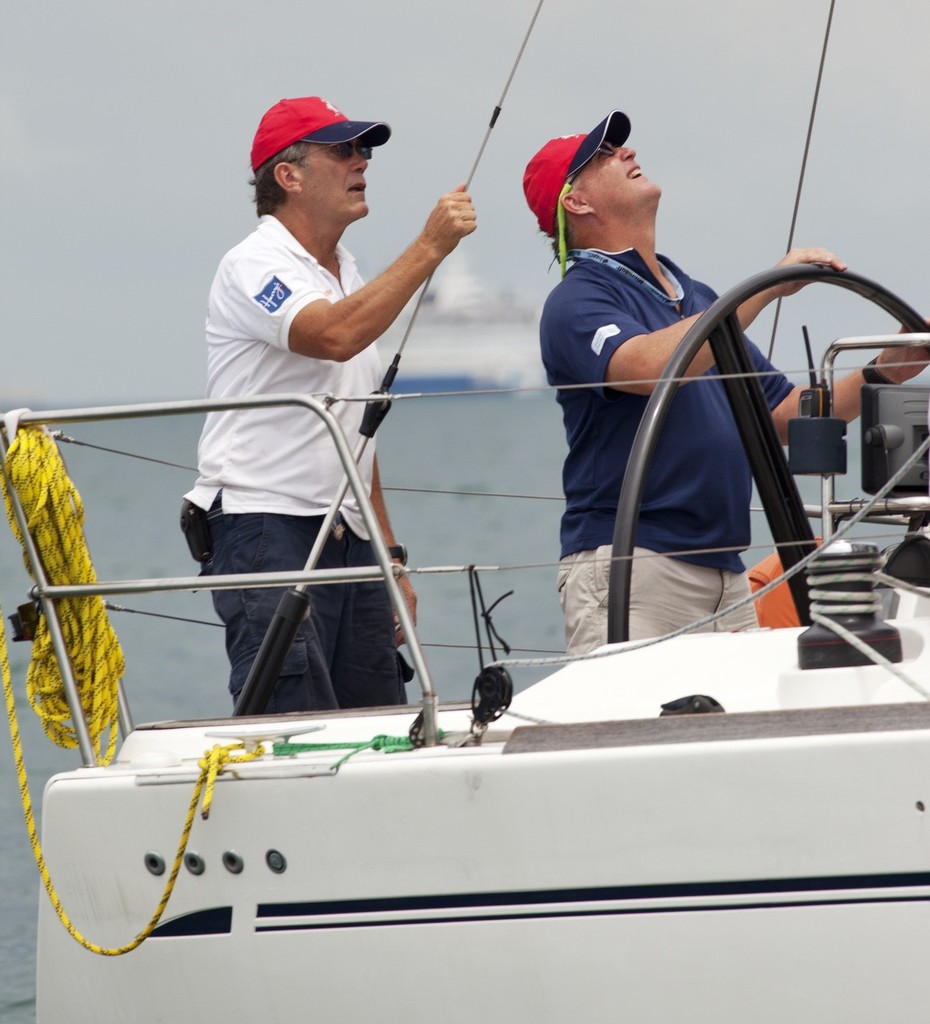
[250,96,392,172]
[523,110,631,236]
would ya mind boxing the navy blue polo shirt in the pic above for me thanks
[540,249,793,572]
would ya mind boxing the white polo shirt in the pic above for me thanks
[186,215,381,539]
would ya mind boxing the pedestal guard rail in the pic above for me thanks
[1,393,439,764]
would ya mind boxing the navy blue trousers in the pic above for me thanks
[207,506,405,713]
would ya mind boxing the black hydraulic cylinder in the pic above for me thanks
[708,314,816,625]
[232,588,312,716]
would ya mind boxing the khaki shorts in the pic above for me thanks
[557,545,759,655]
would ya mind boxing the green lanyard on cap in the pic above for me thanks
[556,181,573,279]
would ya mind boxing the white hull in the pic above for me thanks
[37,622,930,1022]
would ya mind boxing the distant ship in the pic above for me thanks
[378,256,544,392]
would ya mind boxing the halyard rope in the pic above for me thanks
[0,425,262,954]
[1,426,123,761]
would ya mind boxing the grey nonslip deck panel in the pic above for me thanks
[503,702,930,754]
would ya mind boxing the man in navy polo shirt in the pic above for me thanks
[523,109,930,653]
[186,97,476,711]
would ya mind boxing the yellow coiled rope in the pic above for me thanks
[0,425,262,954]
[1,426,123,762]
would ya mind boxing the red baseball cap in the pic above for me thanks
[523,110,631,236]
[250,96,392,172]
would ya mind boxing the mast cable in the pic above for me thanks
[390,0,546,364]
[767,0,837,359]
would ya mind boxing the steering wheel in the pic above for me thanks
[607,264,927,643]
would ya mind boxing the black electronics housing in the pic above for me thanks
[860,383,930,495]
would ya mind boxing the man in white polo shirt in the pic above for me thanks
[185,96,476,712]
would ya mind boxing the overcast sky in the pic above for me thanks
[2,0,929,404]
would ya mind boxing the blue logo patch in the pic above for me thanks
[253,276,292,313]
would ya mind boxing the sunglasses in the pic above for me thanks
[567,141,616,185]
[328,140,373,160]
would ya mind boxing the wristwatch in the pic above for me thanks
[388,544,408,565]
[862,357,893,385]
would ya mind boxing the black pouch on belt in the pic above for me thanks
[180,498,213,562]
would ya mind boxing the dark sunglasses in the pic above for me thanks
[329,140,373,160]
[568,141,616,185]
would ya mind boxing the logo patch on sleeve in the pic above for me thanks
[253,276,292,312]
[591,323,621,356]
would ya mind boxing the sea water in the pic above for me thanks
[0,386,898,1020]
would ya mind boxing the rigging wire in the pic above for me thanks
[50,350,910,499]
[493,431,930,675]
[388,0,546,366]
[52,431,196,473]
[463,0,544,190]
[767,0,837,359]
[56,427,565,501]
[103,601,224,629]
[22,385,930,660]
